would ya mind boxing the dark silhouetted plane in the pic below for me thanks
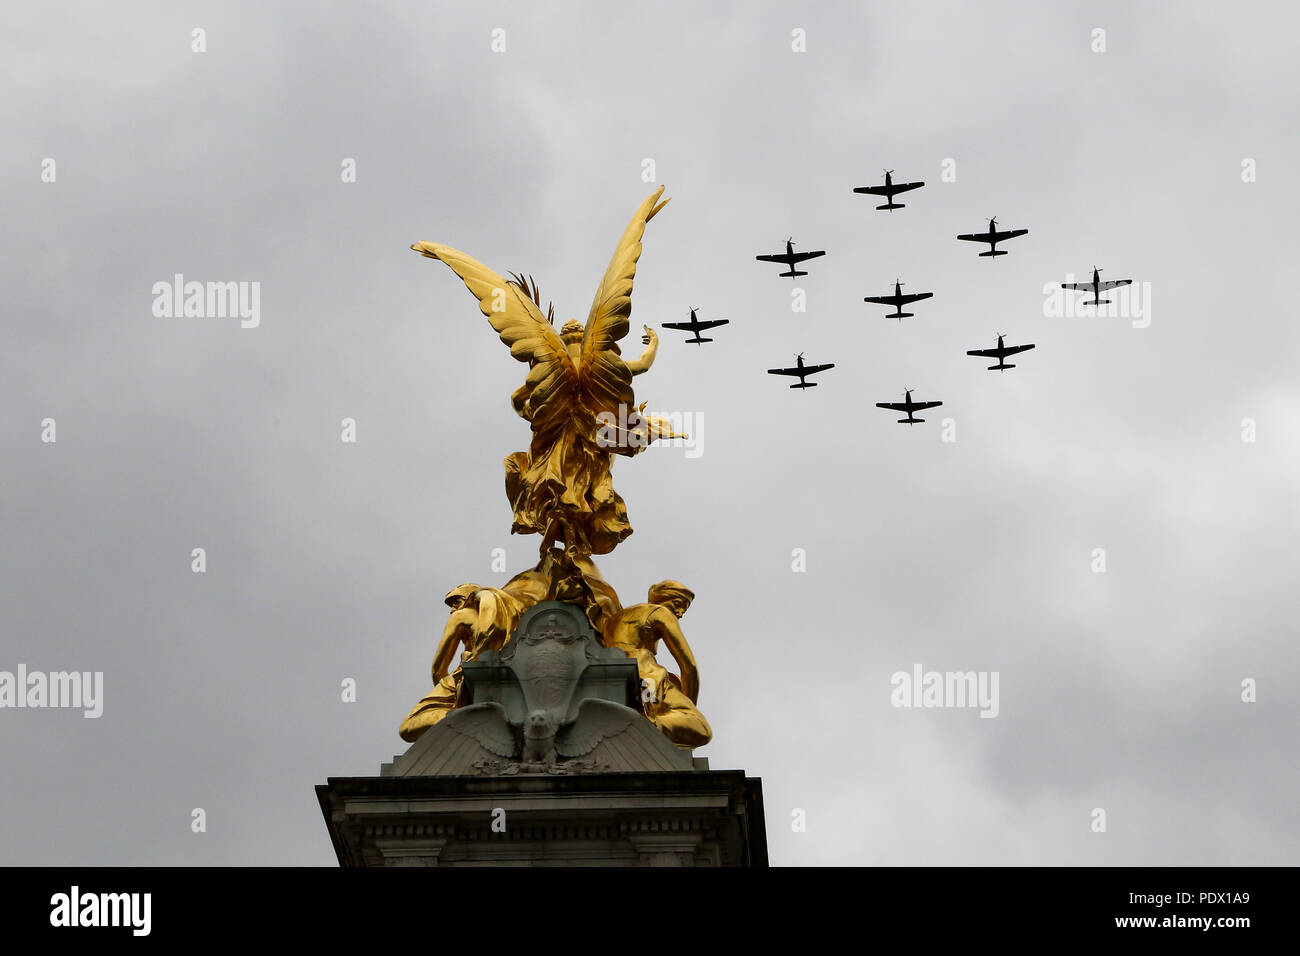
[957,217,1028,258]
[864,279,934,320]
[767,353,834,389]
[1061,267,1132,305]
[966,334,1036,371]
[875,389,942,424]
[853,169,925,210]
[756,238,826,279]
[662,308,729,344]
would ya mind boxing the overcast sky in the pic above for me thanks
[3,0,1297,866]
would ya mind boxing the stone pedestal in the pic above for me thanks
[320,602,766,866]
[316,770,767,866]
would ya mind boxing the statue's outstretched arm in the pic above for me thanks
[654,607,700,702]
[625,325,658,376]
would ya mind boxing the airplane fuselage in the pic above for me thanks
[784,359,815,388]
[981,222,1007,257]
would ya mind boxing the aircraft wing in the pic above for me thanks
[891,181,924,193]
[913,401,943,410]
[900,292,933,304]
[1003,343,1035,356]
[957,233,991,243]
[966,348,1001,358]
[875,402,908,411]
[801,363,834,375]
[790,250,826,263]
[991,228,1028,241]
[755,254,788,263]
[768,367,802,376]
[1061,282,1091,291]
[1098,279,1132,291]
[862,295,897,305]
[853,185,889,196]
[661,322,694,331]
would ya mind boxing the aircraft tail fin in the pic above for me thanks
[690,337,712,345]
[979,250,1008,257]
[791,381,817,389]
[899,417,922,424]
[877,202,904,211]
[989,363,1014,371]
[780,269,808,278]
[889,311,914,319]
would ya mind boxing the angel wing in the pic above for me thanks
[410,241,577,432]
[579,186,670,415]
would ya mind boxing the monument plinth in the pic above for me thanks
[317,770,766,867]
[317,188,766,866]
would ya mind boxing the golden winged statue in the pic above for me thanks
[410,186,682,561]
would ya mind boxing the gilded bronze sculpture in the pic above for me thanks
[404,187,712,751]
[601,581,711,747]
[411,186,683,560]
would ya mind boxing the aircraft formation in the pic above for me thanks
[657,168,1132,425]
